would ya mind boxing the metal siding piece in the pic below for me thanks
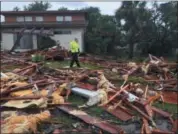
[162,91,178,104]
[103,105,133,121]
[71,87,98,98]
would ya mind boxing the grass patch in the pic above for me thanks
[44,60,102,70]
[87,106,105,117]
[47,93,123,131]
[87,106,126,125]
[52,112,77,127]
[153,102,178,119]
[116,57,146,63]
[67,93,124,125]
[68,93,87,105]
[117,56,176,63]
[106,74,150,85]
[128,76,147,84]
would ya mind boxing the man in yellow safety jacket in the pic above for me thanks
[70,38,81,68]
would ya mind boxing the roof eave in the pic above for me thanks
[1,10,88,16]
[1,23,88,29]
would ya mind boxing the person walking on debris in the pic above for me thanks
[69,38,81,68]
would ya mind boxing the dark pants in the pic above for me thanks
[70,53,80,67]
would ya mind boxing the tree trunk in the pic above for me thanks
[107,35,116,54]
[160,40,166,56]
[129,42,134,59]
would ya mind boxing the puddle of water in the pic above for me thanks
[120,122,141,134]
[155,118,173,131]
[119,117,173,134]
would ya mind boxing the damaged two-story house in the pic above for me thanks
[0,10,88,52]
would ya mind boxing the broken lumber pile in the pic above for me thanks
[1,53,177,134]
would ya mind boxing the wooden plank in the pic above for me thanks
[30,27,36,33]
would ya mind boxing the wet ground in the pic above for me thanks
[35,93,177,134]
[37,106,175,134]
[120,118,173,134]
[2,60,177,134]
[155,118,173,131]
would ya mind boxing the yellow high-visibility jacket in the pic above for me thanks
[70,40,79,53]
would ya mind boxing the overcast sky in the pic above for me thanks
[1,2,122,15]
[1,1,164,22]
[1,2,123,21]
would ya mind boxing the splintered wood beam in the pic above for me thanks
[1,79,50,96]
[19,28,26,34]
[124,101,153,122]
[10,33,24,52]
[142,118,151,134]
[103,84,129,106]
[152,129,174,134]
[40,28,44,34]
[30,27,36,34]
[13,64,37,73]
[0,96,41,101]
[47,28,53,35]
[151,106,174,125]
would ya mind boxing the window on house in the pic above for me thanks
[56,16,63,22]
[35,16,43,22]
[64,16,72,21]
[16,16,24,22]
[25,16,32,22]
[54,30,71,34]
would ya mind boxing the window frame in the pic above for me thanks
[56,16,64,22]
[35,16,43,22]
[25,16,32,22]
[16,16,24,22]
[54,30,71,34]
[64,16,72,22]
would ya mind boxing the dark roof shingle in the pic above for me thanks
[1,10,87,15]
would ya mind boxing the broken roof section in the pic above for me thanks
[2,28,54,36]
[0,10,87,15]
[1,10,88,28]
[1,21,87,28]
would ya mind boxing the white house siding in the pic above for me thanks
[13,34,34,52]
[32,35,37,49]
[1,28,85,52]
[50,28,84,52]
[1,33,14,50]
[20,35,33,49]
[1,32,36,51]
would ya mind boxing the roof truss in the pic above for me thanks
[2,28,54,36]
